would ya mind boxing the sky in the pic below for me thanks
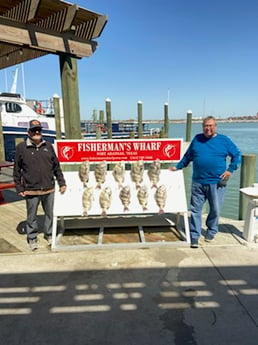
[1,0,258,120]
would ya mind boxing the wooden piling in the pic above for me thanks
[163,102,169,138]
[96,126,101,139]
[59,54,81,139]
[186,110,192,142]
[0,108,5,161]
[137,101,143,138]
[99,110,104,123]
[239,153,256,220]
[105,98,112,139]
[53,95,62,139]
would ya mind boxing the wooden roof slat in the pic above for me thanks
[1,0,29,22]
[63,4,78,31]
[28,0,41,21]
[91,13,108,38]
[75,19,96,40]
[0,0,108,69]
[0,21,96,56]
[37,7,67,32]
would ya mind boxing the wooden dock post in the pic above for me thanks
[239,153,256,220]
[137,101,143,138]
[186,109,192,142]
[96,126,101,139]
[105,98,112,139]
[53,95,62,139]
[0,108,5,161]
[59,55,81,139]
[99,110,104,123]
[163,102,169,138]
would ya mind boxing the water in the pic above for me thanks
[164,121,258,220]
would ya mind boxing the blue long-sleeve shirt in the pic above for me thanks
[176,133,241,184]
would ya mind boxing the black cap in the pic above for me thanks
[29,119,42,130]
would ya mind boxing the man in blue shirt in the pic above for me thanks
[170,116,241,248]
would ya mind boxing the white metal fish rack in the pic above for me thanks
[52,169,190,250]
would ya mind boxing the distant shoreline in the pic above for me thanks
[82,118,258,124]
[139,119,258,124]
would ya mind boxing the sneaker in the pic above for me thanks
[29,238,38,251]
[190,240,199,248]
[205,234,214,242]
[44,235,52,246]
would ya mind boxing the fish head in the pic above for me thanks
[105,187,112,196]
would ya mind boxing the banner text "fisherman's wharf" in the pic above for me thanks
[77,141,162,152]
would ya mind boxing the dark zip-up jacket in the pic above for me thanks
[13,138,66,194]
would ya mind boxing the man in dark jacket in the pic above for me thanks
[13,119,66,251]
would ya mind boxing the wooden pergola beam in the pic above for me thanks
[63,4,78,31]
[0,0,107,69]
[0,20,97,57]
[28,0,41,21]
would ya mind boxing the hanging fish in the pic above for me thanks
[78,160,90,187]
[119,185,131,211]
[82,187,94,216]
[94,161,107,189]
[130,160,144,189]
[154,184,167,214]
[137,185,149,211]
[99,187,112,216]
[112,161,125,188]
[147,159,161,188]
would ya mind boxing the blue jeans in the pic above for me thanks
[190,182,226,242]
[25,192,54,241]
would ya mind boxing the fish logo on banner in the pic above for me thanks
[61,146,75,160]
[163,144,176,159]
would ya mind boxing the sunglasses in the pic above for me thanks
[30,128,42,132]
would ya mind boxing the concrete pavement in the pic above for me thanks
[1,176,258,344]
[0,242,258,345]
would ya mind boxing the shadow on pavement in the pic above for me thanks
[0,265,258,345]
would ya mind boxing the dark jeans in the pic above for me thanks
[25,192,54,241]
[190,182,226,242]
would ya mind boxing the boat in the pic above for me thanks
[1,68,160,161]
[1,92,161,161]
[1,92,63,161]
[81,120,161,139]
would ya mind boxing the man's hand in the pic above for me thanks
[169,166,177,171]
[220,171,232,180]
[59,185,67,194]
